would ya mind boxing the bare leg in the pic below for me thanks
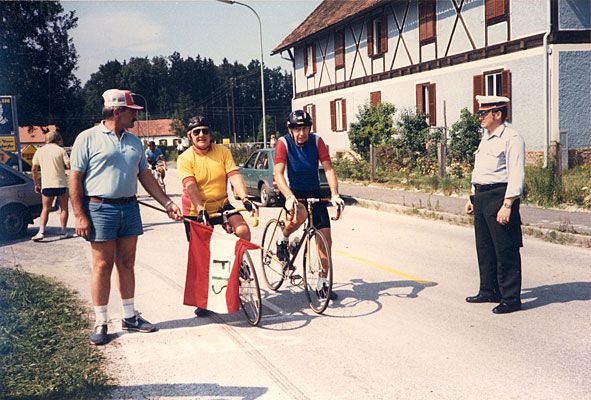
[114,236,138,300]
[229,214,250,241]
[57,192,69,228]
[90,240,116,306]
[39,195,54,229]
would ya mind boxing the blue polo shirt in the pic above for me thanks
[145,147,163,162]
[70,122,148,198]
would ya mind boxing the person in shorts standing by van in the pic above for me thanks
[31,130,71,241]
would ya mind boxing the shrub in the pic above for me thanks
[448,108,481,177]
[348,102,397,160]
[394,108,441,174]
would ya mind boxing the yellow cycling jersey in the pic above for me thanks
[177,144,238,215]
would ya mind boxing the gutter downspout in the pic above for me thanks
[542,0,552,168]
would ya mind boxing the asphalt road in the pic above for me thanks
[2,168,590,399]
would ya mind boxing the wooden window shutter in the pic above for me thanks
[501,69,511,120]
[370,91,381,107]
[473,74,484,113]
[312,104,317,133]
[428,83,436,125]
[485,0,493,19]
[312,44,317,74]
[341,99,347,131]
[367,21,373,57]
[330,100,336,131]
[381,15,388,53]
[416,84,424,112]
[304,46,308,76]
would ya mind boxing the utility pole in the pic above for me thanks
[230,77,237,145]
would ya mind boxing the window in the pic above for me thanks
[473,69,511,120]
[335,29,345,69]
[304,43,316,76]
[330,98,347,132]
[0,167,25,187]
[486,0,507,23]
[419,1,436,42]
[370,91,381,107]
[416,83,436,125]
[304,104,317,133]
[159,139,167,146]
[367,15,388,57]
[244,152,258,169]
[255,152,268,169]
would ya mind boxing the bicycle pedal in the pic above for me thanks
[290,274,303,285]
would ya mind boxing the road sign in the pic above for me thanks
[223,138,230,144]
[0,136,16,152]
[0,148,10,163]
[21,144,36,166]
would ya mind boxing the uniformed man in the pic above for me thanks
[464,95,525,314]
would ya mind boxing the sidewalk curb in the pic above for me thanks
[342,195,591,248]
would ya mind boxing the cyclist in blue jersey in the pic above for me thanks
[145,141,167,180]
[273,110,345,300]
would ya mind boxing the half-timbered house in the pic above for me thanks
[272,0,590,165]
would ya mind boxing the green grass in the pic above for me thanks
[0,267,112,400]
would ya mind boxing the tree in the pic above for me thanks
[395,108,442,173]
[0,1,80,142]
[348,102,397,160]
[448,108,481,177]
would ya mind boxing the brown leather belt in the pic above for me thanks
[86,196,136,205]
[474,183,507,193]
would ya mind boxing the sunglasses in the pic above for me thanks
[191,128,210,135]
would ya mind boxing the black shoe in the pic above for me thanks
[90,324,108,345]
[466,294,502,303]
[122,312,156,332]
[276,240,289,262]
[194,307,210,317]
[239,261,249,280]
[492,302,522,314]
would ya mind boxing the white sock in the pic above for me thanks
[94,305,108,325]
[38,226,45,234]
[317,278,328,291]
[121,298,135,319]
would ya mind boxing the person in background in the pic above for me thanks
[31,130,71,241]
[146,140,167,180]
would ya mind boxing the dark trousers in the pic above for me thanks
[473,186,523,304]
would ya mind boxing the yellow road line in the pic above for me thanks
[333,248,433,285]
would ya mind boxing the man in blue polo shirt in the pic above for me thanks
[70,89,183,345]
[145,140,167,180]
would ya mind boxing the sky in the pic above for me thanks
[62,0,323,85]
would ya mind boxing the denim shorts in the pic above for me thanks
[85,199,143,242]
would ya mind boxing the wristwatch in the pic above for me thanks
[503,202,511,209]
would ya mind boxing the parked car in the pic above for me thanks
[4,150,31,172]
[0,162,42,240]
[238,148,330,207]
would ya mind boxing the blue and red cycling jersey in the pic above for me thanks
[274,134,330,191]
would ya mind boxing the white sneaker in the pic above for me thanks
[60,231,72,239]
[31,232,44,242]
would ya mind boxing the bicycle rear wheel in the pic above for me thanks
[239,251,262,326]
[303,229,333,314]
[157,174,166,194]
[260,218,285,291]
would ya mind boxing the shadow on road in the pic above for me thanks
[109,382,267,399]
[521,282,591,310]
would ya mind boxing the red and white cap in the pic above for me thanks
[102,89,143,109]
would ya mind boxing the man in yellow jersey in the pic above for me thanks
[177,116,257,317]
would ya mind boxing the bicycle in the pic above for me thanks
[260,198,342,314]
[203,205,262,326]
[150,160,166,193]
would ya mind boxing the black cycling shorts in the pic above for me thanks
[291,189,330,230]
[183,203,235,242]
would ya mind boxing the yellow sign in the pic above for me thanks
[222,138,230,144]
[0,136,16,152]
[21,144,36,166]
[0,148,10,163]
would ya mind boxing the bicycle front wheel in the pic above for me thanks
[303,229,333,314]
[260,218,285,291]
[239,251,262,326]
